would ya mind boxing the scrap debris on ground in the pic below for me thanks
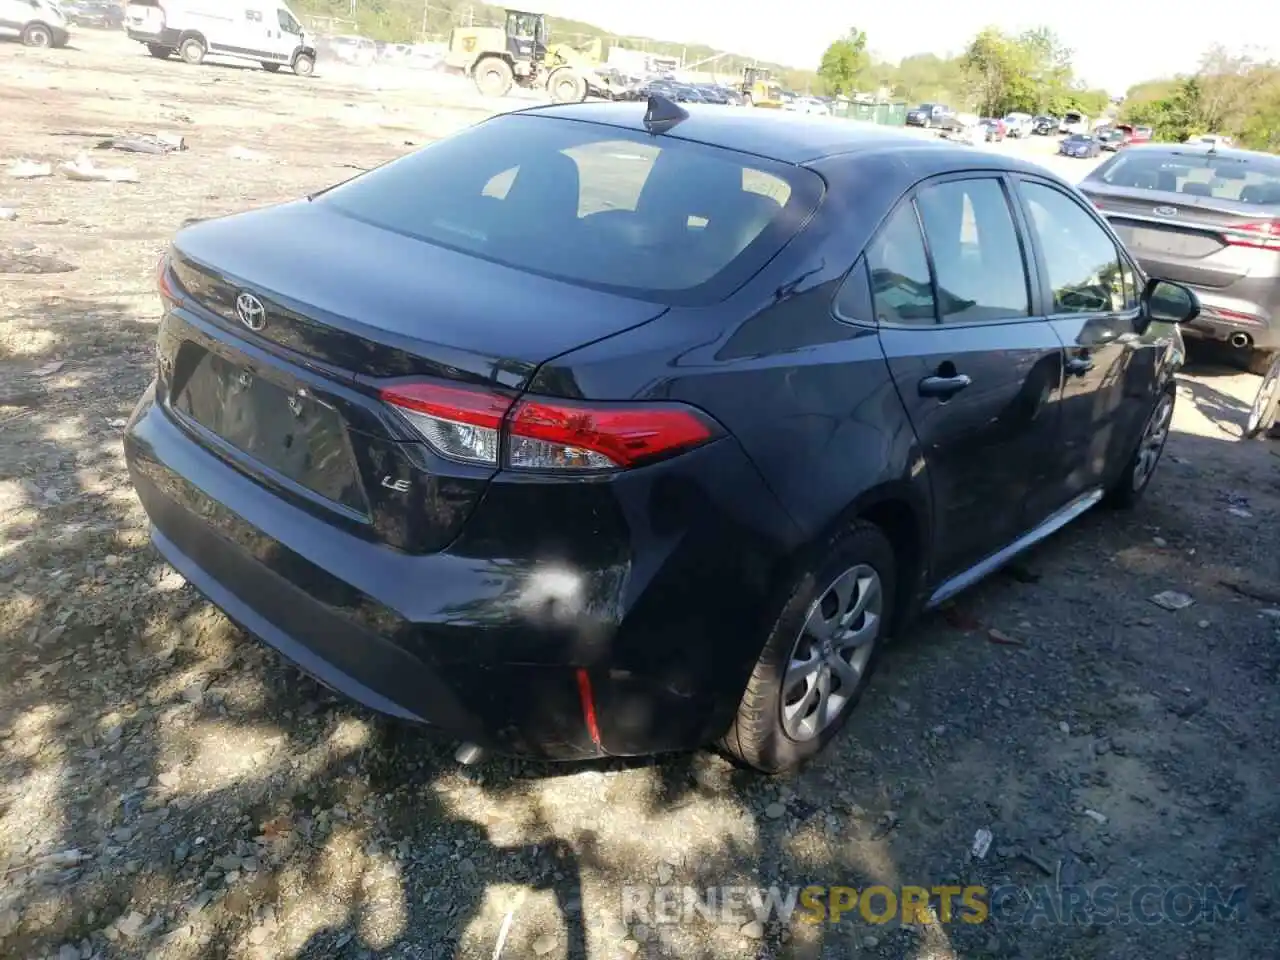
[2,30,1279,960]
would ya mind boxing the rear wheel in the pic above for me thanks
[21,23,52,47]
[179,36,206,65]
[548,67,587,104]
[473,56,513,97]
[1245,352,1280,439]
[1104,384,1175,508]
[722,522,896,773]
[146,43,172,59]
[291,52,314,77]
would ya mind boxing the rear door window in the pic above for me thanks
[915,178,1030,323]
[316,114,822,305]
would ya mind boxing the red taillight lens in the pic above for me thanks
[1223,220,1280,250]
[379,381,514,466]
[378,380,721,471]
[508,396,718,470]
[156,253,182,305]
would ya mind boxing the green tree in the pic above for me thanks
[962,27,1040,116]
[818,28,870,95]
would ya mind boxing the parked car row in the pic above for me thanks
[63,0,124,29]
[619,78,746,106]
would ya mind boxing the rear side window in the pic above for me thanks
[1097,150,1280,204]
[915,178,1029,323]
[864,204,935,324]
[315,114,822,305]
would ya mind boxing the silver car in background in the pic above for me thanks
[1079,144,1280,373]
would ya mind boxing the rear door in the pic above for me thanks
[874,174,1065,583]
[1012,177,1162,507]
[124,0,164,36]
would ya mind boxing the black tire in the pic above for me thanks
[1245,352,1280,439]
[291,52,314,77]
[179,36,206,65]
[473,56,513,97]
[721,522,897,774]
[261,61,281,72]
[146,43,172,59]
[21,23,52,47]
[1104,384,1176,508]
[548,68,587,104]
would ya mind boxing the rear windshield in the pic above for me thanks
[1096,150,1280,204]
[314,114,822,305]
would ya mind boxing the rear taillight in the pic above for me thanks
[378,381,722,472]
[1223,221,1280,250]
[156,252,182,306]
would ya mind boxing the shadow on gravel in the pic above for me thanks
[2,300,1279,960]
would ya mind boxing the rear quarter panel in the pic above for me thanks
[526,151,933,574]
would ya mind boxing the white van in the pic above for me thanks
[124,0,316,76]
[0,0,70,47]
[1059,111,1089,135]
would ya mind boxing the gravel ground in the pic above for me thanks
[3,30,1280,960]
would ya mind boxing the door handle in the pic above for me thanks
[1065,356,1095,376]
[918,374,972,399]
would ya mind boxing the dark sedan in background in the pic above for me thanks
[1060,133,1103,158]
[1080,143,1280,372]
[63,0,124,29]
[125,99,1200,774]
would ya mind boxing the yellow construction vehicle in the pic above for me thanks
[445,7,620,102]
[742,66,784,108]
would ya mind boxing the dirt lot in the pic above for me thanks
[3,29,1280,960]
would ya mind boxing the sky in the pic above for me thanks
[542,0,1280,95]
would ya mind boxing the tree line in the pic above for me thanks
[1120,47,1280,152]
[818,25,1279,153]
[817,26,1110,118]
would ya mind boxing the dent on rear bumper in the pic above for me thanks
[124,383,795,758]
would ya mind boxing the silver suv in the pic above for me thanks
[1079,143,1280,373]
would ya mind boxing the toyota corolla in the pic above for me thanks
[125,99,1200,772]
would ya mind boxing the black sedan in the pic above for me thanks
[125,99,1199,773]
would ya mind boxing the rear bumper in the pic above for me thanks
[127,27,178,45]
[1180,300,1278,351]
[124,381,796,759]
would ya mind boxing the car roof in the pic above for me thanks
[508,101,1052,172]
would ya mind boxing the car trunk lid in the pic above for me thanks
[160,200,669,552]
[1086,183,1279,289]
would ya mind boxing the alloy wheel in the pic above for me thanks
[1246,354,1280,437]
[780,564,882,741]
[1133,393,1174,491]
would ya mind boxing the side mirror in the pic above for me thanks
[1142,278,1200,324]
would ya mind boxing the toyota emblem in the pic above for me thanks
[1153,205,1178,217]
[235,292,267,331]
